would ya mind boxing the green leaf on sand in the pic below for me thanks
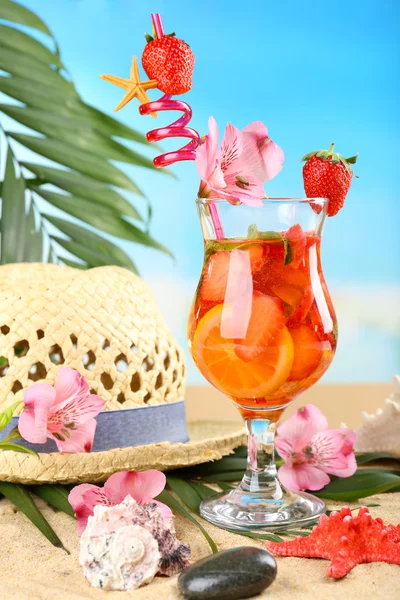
[0,482,69,552]
[315,470,400,501]
[30,485,76,518]
[356,452,399,465]
[156,490,218,554]
[223,528,284,543]
[166,477,204,514]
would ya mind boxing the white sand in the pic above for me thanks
[0,493,399,600]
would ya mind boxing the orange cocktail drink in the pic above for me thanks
[189,226,336,420]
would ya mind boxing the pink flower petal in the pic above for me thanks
[103,471,136,505]
[277,404,328,452]
[18,384,56,444]
[49,392,104,426]
[103,469,167,506]
[340,428,358,455]
[223,173,265,207]
[278,463,330,491]
[327,452,357,478]
[261,140,285,180]
[274,435,295,462]
[310,429,357,478]
[277,463,301,491]
[68,483,109,533]
[309,429,354,471]
[242,122,284,181]
[153,499,173,519]
[243,121,269,138]
[50,418,97,453]
[208,163,227,190]
[54,368,84,403]
[129,470,167,505]
[220,123,244,176]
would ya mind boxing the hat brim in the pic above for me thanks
[0,420,246,484]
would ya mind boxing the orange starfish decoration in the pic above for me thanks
[265,506,400,578]
[100,56,158,115]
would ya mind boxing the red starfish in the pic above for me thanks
[265,506,400,578]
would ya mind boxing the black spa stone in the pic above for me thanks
[178,546,277,600]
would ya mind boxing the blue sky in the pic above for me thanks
[3,0,400,382]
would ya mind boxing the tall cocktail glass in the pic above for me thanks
[188,198,336,530]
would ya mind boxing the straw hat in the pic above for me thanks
[0,264,245,484]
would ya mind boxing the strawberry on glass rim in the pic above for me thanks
[302,143,358,216]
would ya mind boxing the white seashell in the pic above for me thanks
[80,496,190,581]
[354,375,400,457]
[80,504,160,591]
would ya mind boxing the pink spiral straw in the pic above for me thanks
[144,14,224,239]
[139,96,199,167]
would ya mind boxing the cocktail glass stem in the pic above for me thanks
[239,419,281,497]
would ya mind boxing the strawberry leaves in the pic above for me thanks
[302,143,358,174]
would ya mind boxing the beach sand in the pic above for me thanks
[0,492,399,600]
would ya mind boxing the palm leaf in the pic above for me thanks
[30,485,76,518]
[0,0,170,270]
[0,76,149,144]
[8,133,142,193]
[0,148,26,264]
[0,0,53,36]
[23,199,44,262]
[157,490,218,554]
[0,482,68,552]
[0,46,74,92]
[22,163,142,220]
[44,216,138,272]
[36,189,172,256]
[1,105,157,168]
[0,24,63,68]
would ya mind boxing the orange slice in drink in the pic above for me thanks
[192,303,294,398]
[287,324,323,381]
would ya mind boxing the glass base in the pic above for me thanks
[200,488,325,531]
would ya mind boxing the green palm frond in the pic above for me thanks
[0,0,169,271]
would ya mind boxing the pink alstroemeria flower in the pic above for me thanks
[275,404,357,492]
[195,117,284,207]
[18,368,104,453]
[68,470,173,533]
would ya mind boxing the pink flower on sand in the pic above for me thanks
[275,404,357,492]
[69,470,173,533]
[18,368,104,453]
[195,117,284,207]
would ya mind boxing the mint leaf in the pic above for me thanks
[0,401,22,431]
[247,224,258,239]
[0,356,7,367]
[283,238,293,266]
[247,226,293,265]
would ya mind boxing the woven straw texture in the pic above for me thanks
[0,420,246,484]
[0,263,186,413]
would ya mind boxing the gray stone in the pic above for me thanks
[178,546,277,600]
